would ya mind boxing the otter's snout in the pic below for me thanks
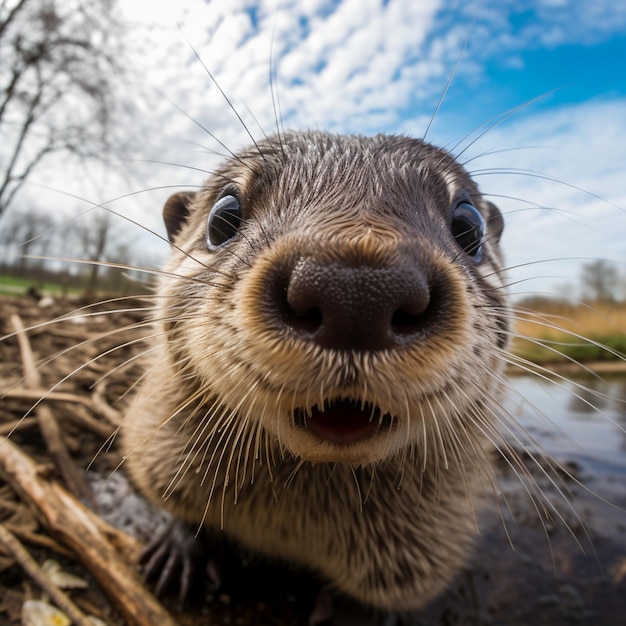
[277,256,435,351]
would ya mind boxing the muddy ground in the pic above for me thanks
[0,294,625,625]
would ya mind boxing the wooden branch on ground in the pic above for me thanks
[0,436,178,626]
[0,390,116,441]
[3,524,74,558]
[0,416,38,437]
[10,314,92,502]
[0,523,95,626]
[92,381,123,426]
[1,388,95,408]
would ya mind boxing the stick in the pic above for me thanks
[3,524,74,558]
[10,314,92,502]
[0,436,178,626]
[1,388,94,408]
[1,388,116,439]
[92,381,123,426]
[0,523,94,626]
[0,416,39,436]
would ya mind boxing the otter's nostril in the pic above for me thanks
[390,284,441,339]
[391,308,424,336]
[289,306,323,334]
[272,277,324,336]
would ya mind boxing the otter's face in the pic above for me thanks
[158,131,508,466]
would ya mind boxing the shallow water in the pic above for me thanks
[448,371,626,626]
[504,372,626,480]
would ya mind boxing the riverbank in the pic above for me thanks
[506,359,626,376]
[511,299,626,370]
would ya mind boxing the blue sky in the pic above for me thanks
[35,0,626,299]
[437,15,626,134]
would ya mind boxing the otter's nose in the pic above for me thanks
[282,258,431,351]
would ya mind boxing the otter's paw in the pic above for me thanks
[139,518,220,602]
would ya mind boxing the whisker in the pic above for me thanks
[269,20,286,159]
[419,22,474,149]
[469,167,624,214]
[448,89,559,164]
[177,24,267,163]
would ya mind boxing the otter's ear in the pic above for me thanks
[484,201,504,243]
[163,192,197,243]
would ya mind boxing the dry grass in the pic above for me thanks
[511,301,626,364]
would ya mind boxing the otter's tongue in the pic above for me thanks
[305,400,381,445]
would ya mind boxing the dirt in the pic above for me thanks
[1,294,625,625]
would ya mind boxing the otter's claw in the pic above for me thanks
[139,518,217,602]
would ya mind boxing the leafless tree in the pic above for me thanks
[75,209,112,292]
[74,210,157,295]
[580,259,619,303]
[0,0,126,217]
[0,204,57,271]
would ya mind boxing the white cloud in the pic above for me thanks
[452,98,626,298]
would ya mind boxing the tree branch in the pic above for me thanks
[0,0,127,216]
[0,0,29,40]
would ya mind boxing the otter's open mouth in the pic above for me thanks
[293,399,394,445]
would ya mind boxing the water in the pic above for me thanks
[465,372,626,625]
[504,372,626,478]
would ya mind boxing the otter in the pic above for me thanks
[121,130,510,619]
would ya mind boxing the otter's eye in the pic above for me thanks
[206,194,242,249]
[451,202,485,261]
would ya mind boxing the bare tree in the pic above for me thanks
[0,0,126,217]
[74,209,154,294]
[580,259,619,303]
[0,204,57,271]
[75,210,112,292]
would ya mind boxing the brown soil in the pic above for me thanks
[1,294,625,625]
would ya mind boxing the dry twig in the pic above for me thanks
[0,436,178,626]
[0,523,94,626]
[10,314,92,502]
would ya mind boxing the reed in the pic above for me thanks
[512,301,626,364]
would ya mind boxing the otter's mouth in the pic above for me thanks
[293,399,394,445]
